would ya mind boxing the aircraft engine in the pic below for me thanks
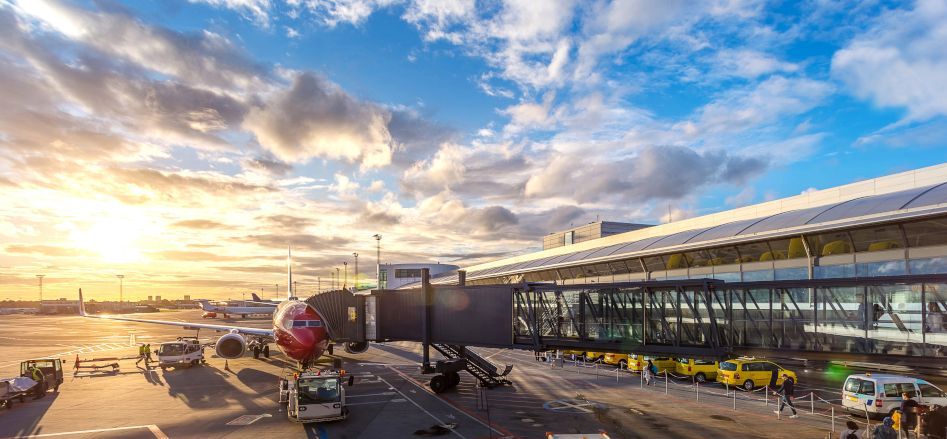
[343,341,369,354]
[215,331,247,358]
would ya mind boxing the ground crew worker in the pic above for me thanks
[29,364,43,383]
[136,344,145,366]
[144,344,152,363]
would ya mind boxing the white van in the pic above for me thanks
[842,373,947,417]
[157,338,205,370]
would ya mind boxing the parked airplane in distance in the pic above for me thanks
[195,299,276,319]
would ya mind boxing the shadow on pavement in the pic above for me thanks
[0,392,60,438]
[161,365,266,410]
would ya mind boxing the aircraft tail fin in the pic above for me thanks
[251,292,262,302]
[194,299,213,311]
[78,288,86,316]
[287,245,294,299]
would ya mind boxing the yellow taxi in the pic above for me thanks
[716,357,797,391]
[583,351,607,362]
[675,358,719,382]
[603,353,629,368]
[627,354,676,373]
[562,350,585,360]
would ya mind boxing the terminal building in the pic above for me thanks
[378,263,459,290]
[425,164,947,287]
[395,163,947,362]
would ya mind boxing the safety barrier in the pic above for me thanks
[537,350,877,438]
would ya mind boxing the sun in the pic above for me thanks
[71,218,145,264]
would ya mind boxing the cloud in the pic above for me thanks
[831,0,947,121]
[193,0,273,25]
[171,219,232,229]
[713,49,798,79]
[242,156,293,176]
[6,244,83,257]
[15,0,269,94]
[262,215,318,231]
[524,145,767,204]
[150,250,243,262]
[244,73,396,168]
[237,233,352,252]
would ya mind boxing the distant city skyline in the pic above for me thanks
[2,0,947,300]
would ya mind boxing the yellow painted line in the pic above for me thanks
[3,424,168,439]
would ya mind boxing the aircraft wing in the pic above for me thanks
[78,289,273,338]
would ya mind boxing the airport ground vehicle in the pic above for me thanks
[584,351,606,362]
[603,353,629,368]
[2,359,63,408]
[20,359,63,393]
[842,373,947,418]
[157,338,206,370]
[627,355,676,373]
[562,350,585,360]
[716,357,796,391]
[279,369,354,423]
[201,311,217,318]
[675,358,719,382]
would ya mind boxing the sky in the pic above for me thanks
[2,0,947,302]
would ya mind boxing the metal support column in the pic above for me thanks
[421,268,434,373]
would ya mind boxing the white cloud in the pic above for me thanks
[191,0,273,25]
[714,49,799,79]
[832,0,947,121]
[243,73,395,168]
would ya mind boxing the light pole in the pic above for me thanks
[36,274,45,303]
[275,284,278,296]
[335,268,340,290]
[353,252,359,292]
[373,234,382,288]
[343,262,348,290]
[116,274,124,305]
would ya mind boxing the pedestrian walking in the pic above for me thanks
[135,344,145,366]
[642,359,654,386]
[145,344,153,363]
[840,420,863,439]
[900,392,919,437]
[873,417,897,439]
[773,373,798,418]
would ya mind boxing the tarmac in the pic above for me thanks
[0,310,866,438]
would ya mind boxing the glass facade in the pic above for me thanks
[515,278,947,359]
[462,216,947,290]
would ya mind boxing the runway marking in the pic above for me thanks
[347,398,407,406]
[3,424,168,438]
[377,375,467,439]
[226,414,272,425]
[385,366,513,438]
[348,391,397,398]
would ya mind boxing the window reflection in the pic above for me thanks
[850,225,904,252]
[736,241,771,263]
[809,231,852,256]
[904,218,947,247]
[767,237,808,260]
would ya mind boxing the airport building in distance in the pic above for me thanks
[425,163,947,287]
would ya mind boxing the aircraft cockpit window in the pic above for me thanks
[298,378,340,403]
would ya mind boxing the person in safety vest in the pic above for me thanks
[136,344,146,366]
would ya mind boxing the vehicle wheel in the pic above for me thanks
[619,360,628,370]
[446,371,460,387]
[695,372,707,383]
[191,360,199,367]
[161,366,166,371]
[5,400,11,409]
[252,346,261,359]
[263,345,270,358]
[742,379,755,391]
[241,314,247,319]
[430,375,449,394]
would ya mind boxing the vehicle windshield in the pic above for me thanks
[158,344,186,356]
[919,383,945,398]
[719,362,737,371]
[298,378,340,404]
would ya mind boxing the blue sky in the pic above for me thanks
[1,0,946,299]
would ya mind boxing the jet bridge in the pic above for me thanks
[306,271,947,391]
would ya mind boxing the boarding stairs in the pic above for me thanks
[431,344,513,388]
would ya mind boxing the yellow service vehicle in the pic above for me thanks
[716,357,797,391]
[603,353,629,368]
[674,358,718,382]
[627,355,675,373]
[583,351,607,362]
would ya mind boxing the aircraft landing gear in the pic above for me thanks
[252,345,261,359]
[263,345,270,358]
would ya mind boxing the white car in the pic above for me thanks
[842,373,947,418]
[156,339,205,370]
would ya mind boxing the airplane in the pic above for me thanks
[78,247,368,368]
[194,298,276,319]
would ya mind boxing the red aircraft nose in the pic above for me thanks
[273,301,328,363]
